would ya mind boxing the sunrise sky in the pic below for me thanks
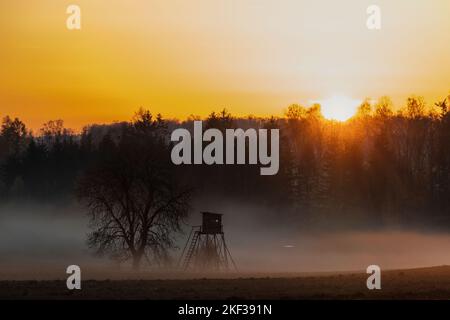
[0,0,449,130]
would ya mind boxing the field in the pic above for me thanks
[1,266,450,300]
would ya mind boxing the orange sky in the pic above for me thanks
[0,0,449,131]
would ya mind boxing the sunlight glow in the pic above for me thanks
[314,95,362,121]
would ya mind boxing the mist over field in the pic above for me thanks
[1,102,450,281]
[1,200,450,280]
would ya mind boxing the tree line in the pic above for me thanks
[1,94,450,233]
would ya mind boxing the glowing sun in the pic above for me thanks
[314,95,361,121]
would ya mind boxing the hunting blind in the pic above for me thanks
[178,212,237,272]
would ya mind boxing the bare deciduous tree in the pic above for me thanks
[77,109,191,269]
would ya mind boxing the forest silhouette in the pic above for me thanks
[1,94,450,234]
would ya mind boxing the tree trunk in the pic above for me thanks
[132,253,143,271]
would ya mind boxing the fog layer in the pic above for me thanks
[1,202,450,280]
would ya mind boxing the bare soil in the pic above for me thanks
[1,266,450,300]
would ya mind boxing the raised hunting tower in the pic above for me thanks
[178,212,237,271]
